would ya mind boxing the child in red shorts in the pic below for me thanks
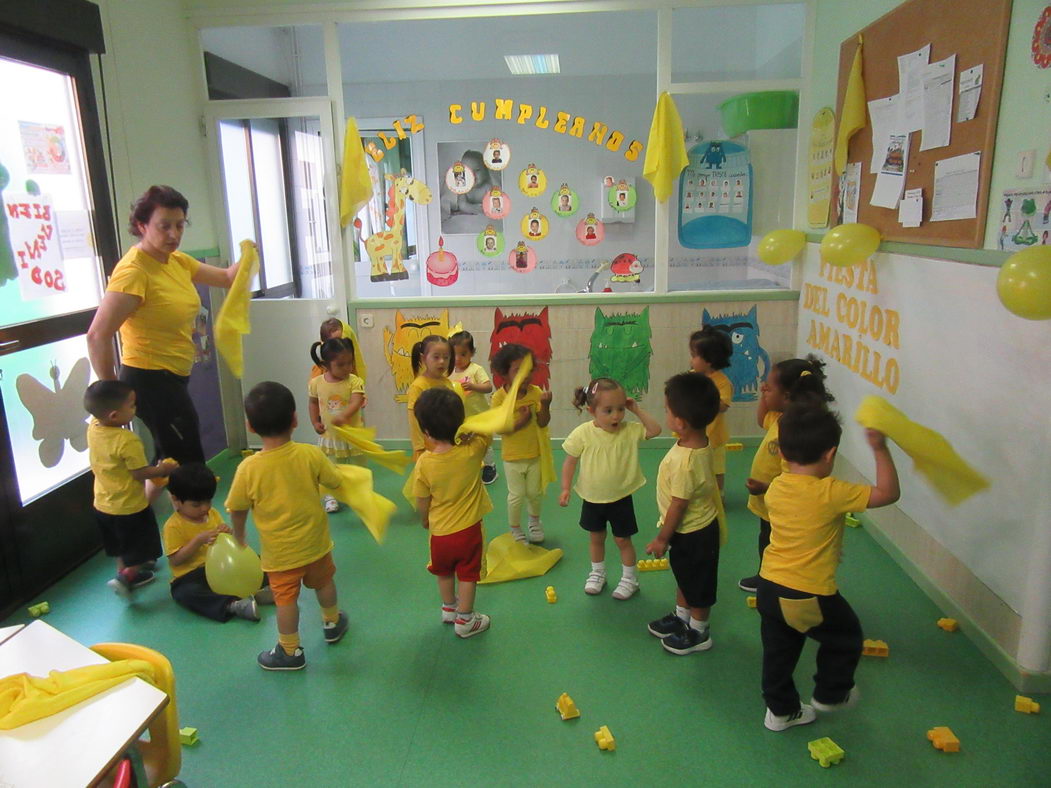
[413,387,494,638]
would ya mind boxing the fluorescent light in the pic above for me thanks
[504,54,560,76]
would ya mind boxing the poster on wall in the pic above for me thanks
[437,142,502,235]
[678,141,752,249]
[702,306,771,402]
[19,121,71,175]
[998,187,1051,250]
[384,309,458,401]
[589,307,652,399]
[490,307,551,389]
[5,191,68,300]
[807,107,835,228]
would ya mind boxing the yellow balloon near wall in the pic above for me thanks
[997,246,1051,320]
[821,223,880,267]
[757,229,806,264]
[205,533,263,597]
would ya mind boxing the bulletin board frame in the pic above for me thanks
[832,0,1012,248]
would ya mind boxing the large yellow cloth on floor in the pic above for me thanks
[0,659,155,730]
[457,355,533,438]
[331,464,396,544]
[835,36,866,175]
[339,321,368,383]
[214,240,260,379]
[643,92,690,203]
[478,532,563,585]
[855,395,989,506]
[329,425,410,475]
[339,117,373,228]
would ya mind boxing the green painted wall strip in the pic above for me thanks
[803,234,1009,268]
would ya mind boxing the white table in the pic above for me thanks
[0,620,168,787]
[0,624,24,646]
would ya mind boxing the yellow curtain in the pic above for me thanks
[339,117,373,228]
[214,240,260,379]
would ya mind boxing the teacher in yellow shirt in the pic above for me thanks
[87,185,241,463]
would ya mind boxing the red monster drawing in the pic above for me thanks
[490,307,552,389]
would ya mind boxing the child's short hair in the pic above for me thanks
[83,380,133,418]
[778,404,842,465]
[168,462,217,502]
[310,337,355,369]
[449,330,475,355]
[244,381,295,437]
[690,326,733,370]
[410,335,454,376]
[414,388,464,443]
[490,342,531,377]
[571,377,623,411]
[775,354,834,407]
[665,372,720,430]
[319,317,342,342]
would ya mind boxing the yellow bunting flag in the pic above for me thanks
[855,395,989,506]
[339,321,368,383]
[331,464,396,544]
[214,240,260,379]
[340,117,373,228]
[457,354,533,438]
[642,92,690,203]
[835,36,867,175]
[329,424,410,475]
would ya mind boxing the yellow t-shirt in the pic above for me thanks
[162,507,225,581]
[224,441,341,572]
[706,370,733,448]
[747,410,788,520]
[562,420,647,503]
[308,373,365,432]
[453,362,492,418]
[87,420,148,515]
[107,247,201,377]
[407,375,455,455]
[656,443,719,534]
[760,473,871,595]
[413,435,494,536]
[491,384,543,461]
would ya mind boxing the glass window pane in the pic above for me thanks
[201,25,325,99]
[249,119,293,291]
[217,119,260,290]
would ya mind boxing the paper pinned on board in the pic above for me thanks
[920,54,956,152]
[867,94,902,174]
[871,133,909,210]
[957,64,983,122]
[898,188,923,227]
[897,44,931,133]
[843,162,862,224]
[931,151,981,222]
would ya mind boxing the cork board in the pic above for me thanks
[832,0,1012,247]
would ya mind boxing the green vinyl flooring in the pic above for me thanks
[4,446,1048,786]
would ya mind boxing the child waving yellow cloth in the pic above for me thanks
[214,240,260,379]
[329,425,410,475]
[331,464,397,544]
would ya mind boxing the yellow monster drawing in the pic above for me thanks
[383,309,455,402]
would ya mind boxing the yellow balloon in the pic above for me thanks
[997,246,1051,320]
[820,223,881,267]
[205,533,263,597]
[757,229,806,265]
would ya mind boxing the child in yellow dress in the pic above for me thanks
[450,330,497,484]
[308,337,365,513]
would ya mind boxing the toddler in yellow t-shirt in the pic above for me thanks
[688,326,734,492]
[308,317,344,382]
[450,330,498,484]
[406,335,456,461]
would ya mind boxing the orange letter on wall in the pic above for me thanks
[379,131,398,150]
[365,141,385,162]
[449,104,463,125]
[605,130,624,152]
[495,98,514,120]
[568,116,586,138]
[535,106,550,129]
[517,103,534,124]
[554,112,570,134]
[624,140,644,161]
[587,122,608,145]
[471,102,486,121]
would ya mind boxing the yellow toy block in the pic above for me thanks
[555,693,580,720]
[638,558,669,572]
[241,449,256,458]
[844,513,861,528]
[862,638,889,657]
[746,596,757,609]
[179,726,199,746]
[927,726,959,753]
[545,586,557,604]
[937,617,958,632]
[27,602,50,617]
[808,737,845,767]
[594,725,615,751]
[1015,695,1041,714]
[726,442,744,452]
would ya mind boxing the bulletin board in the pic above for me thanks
[831,0,1012,248]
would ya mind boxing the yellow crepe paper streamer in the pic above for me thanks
[331,464,396,544]
[457,354,533,438]
[835,35,866,176]
[328,424,410,475]
[339,116,373,228]
[478,532,563,585]
[214,240,260,379]
[339,321,368,383]
[855,395,989,506]
[642,92,690,203]
[0,659,155,730]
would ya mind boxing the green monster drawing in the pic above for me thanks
[588,307,652,400]
[0,162,18,286]
[1012,198,1039,246]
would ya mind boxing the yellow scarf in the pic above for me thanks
[331,464,396,544]
[214,240,260,379]
[329,425,409,475]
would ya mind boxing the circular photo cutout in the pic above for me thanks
[608,179,637,212]
[483,188,510,219]
[445,161,475,195]
[426,237,459,287]
[476,225,505,257]
[521,208,549,241]
[483,138,511,170]
[576,213,605,246]
[518,163,547,197]
[508,241,537,274]
[551,183,579,217]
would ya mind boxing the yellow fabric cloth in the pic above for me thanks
[87,420,148,515]
[107,247,201,376]
[329,425,410,475]
[478,532,564,584]
[855,395,989,506]
[747,410,788,520]
[453,362,492,418]
[761,473,871,595]
[340,117,373,227]
[214,240,260,379]
[642,92,690,203]
[224,441,340,572]
[491,385,544,461]
[162,507,225,580]
[457,354,533,438]
[407,376,456,455]
[0,659,156,730]
[330,464,396,544]
[413,436,493,536]
[835,36,867,175]
[657,443,721,539]
[537,423,556,490]
[562,421,647,504]
[707,370,733,448]
[339,321,368,383]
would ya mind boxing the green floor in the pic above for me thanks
[5,447,1048,786]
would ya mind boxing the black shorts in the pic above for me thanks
[669,520,720,608]
[579,495,638,538]
[94,506,162,566]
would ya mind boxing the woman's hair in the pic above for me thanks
[572,377,623,412]
[773,354,834,406]
[128,185,188,237]
[449,330,475,355]
[319,317,343,342]
[414,387,464,443]
[490,342,532,377]
[310,337,355,369]
[411,335,454,376]
[689,326,733,370]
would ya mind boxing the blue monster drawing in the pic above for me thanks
[702,306,770,402]
[702,141,726,169]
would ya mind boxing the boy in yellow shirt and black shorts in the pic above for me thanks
[758,405,899,732]
[227,382,348,670]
